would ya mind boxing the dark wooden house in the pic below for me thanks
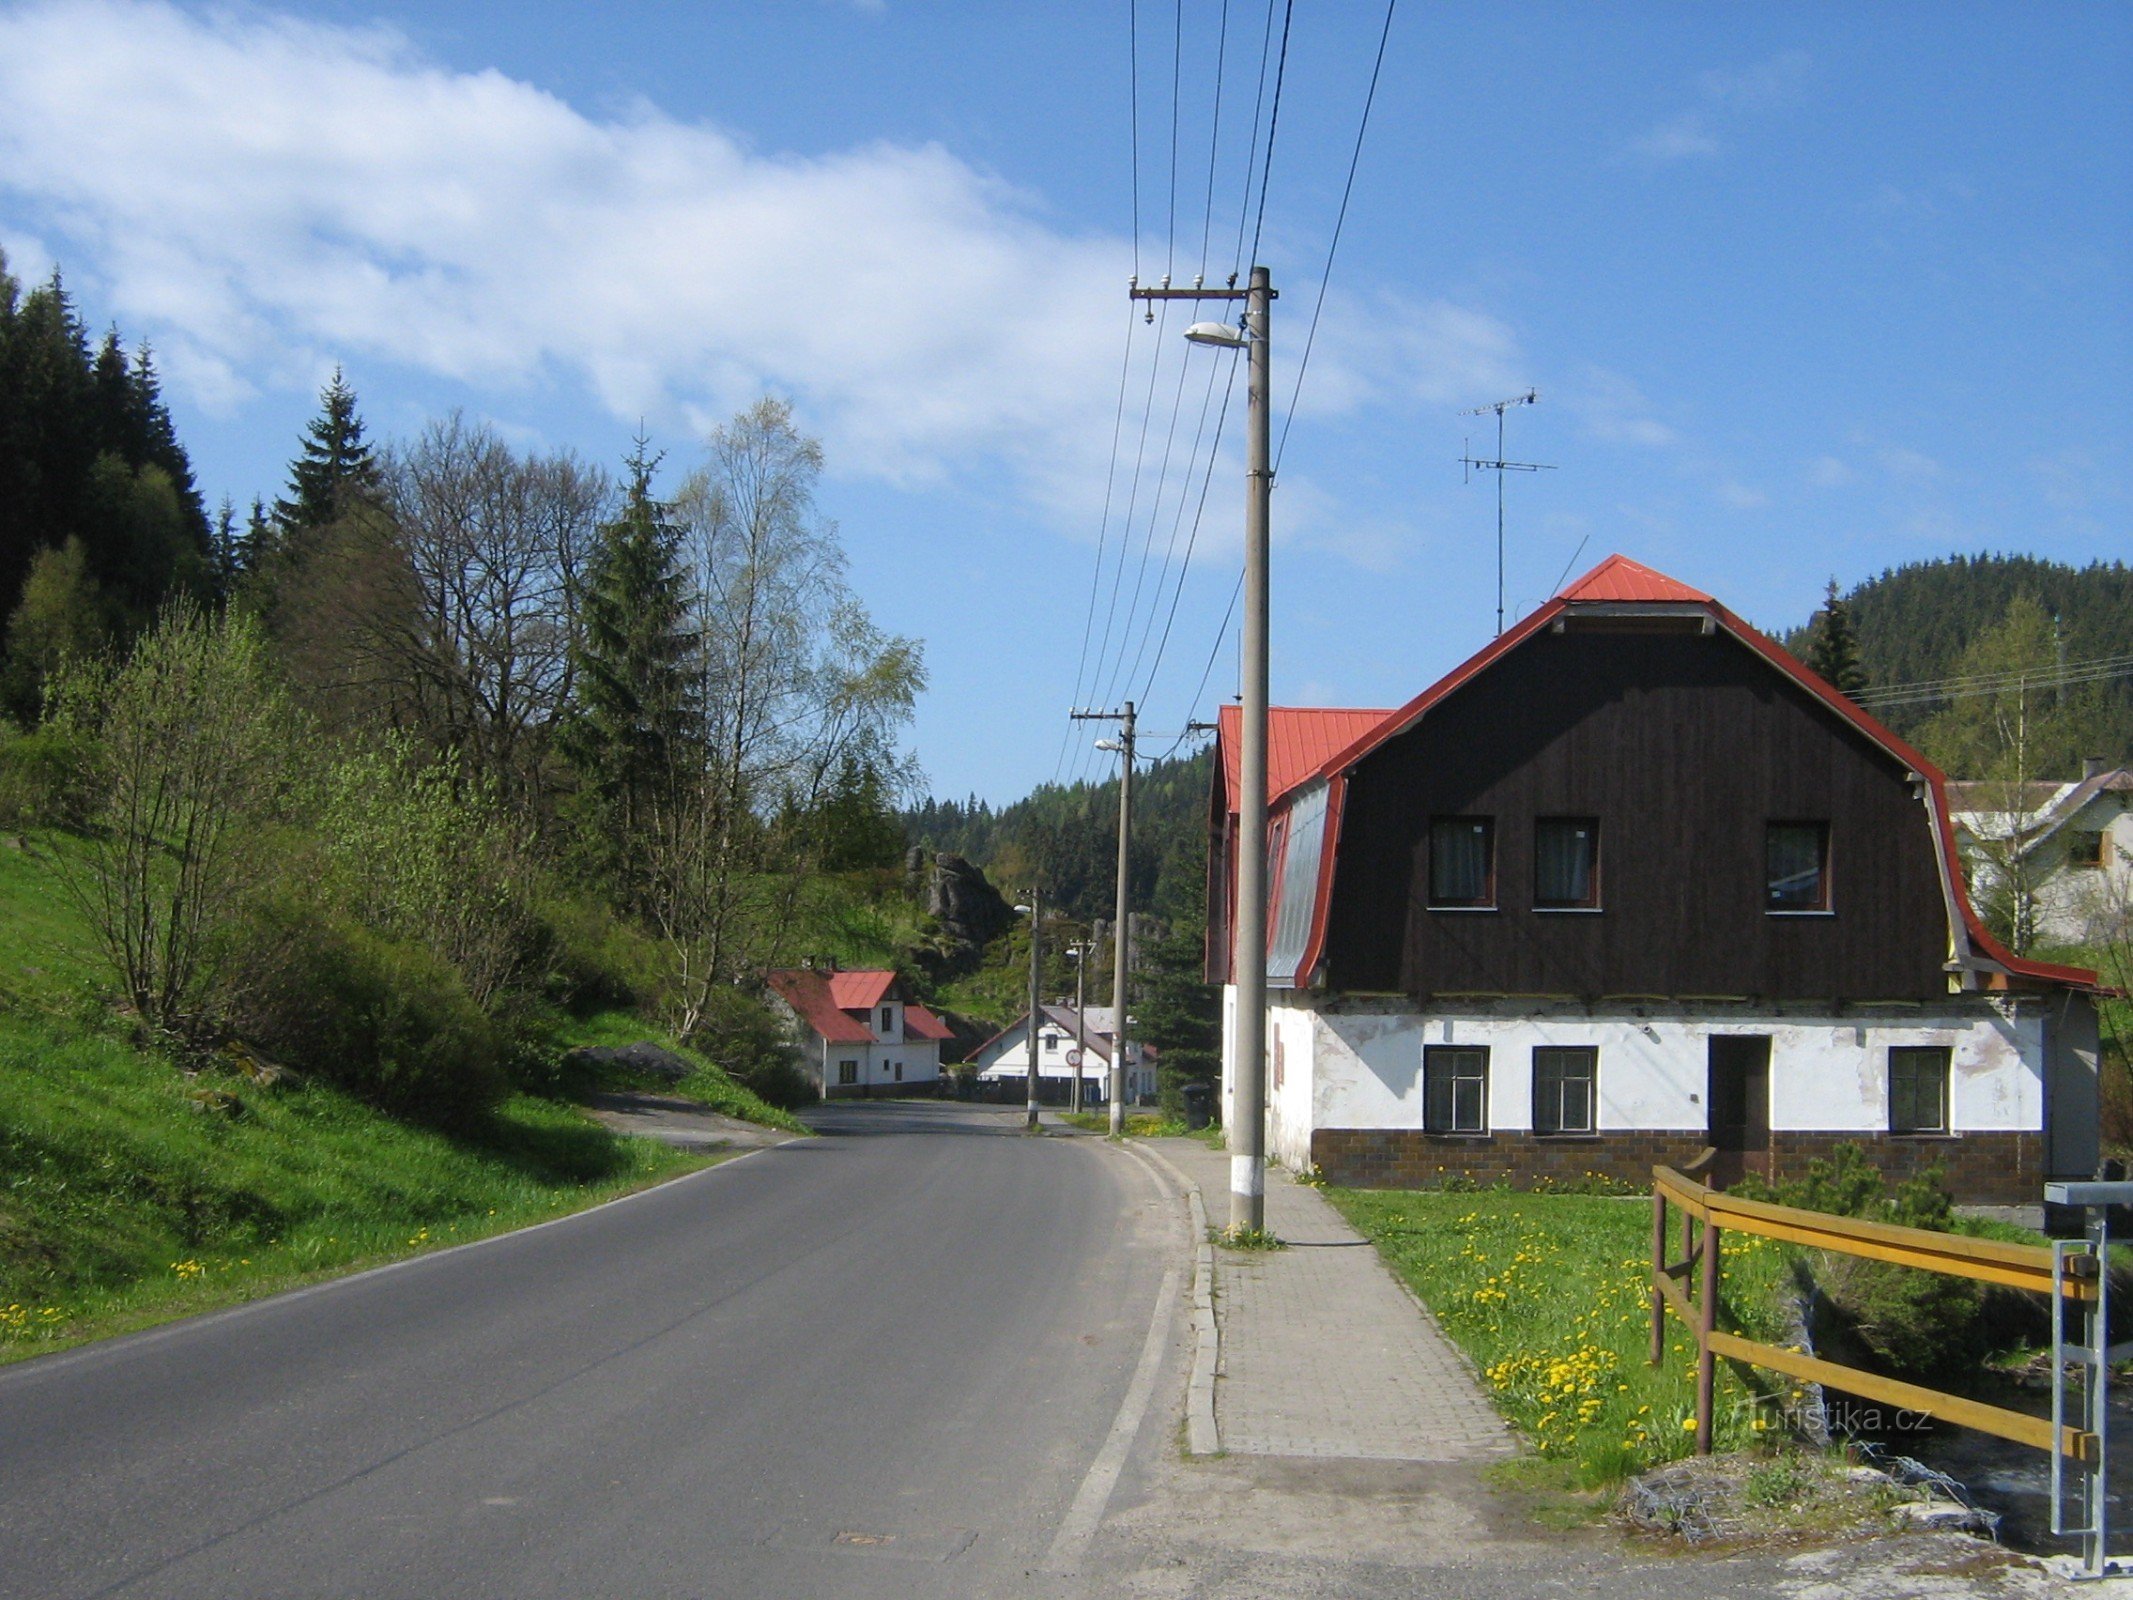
[1207,555,2103,1201]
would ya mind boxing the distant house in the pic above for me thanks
[1207,555,2106,1204]
[761,967,953,1098]
[967,1005,1155,1106]
[1948,762,2133,949]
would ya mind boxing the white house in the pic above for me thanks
[1209,556,2105,1203]
[1948,762,2132,949]
[968,1005,1155,1106]
[762,967,952,1098]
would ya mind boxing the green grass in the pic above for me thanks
[552,1008,808,1134]
[1328,1188,1801,1487]
[0,1011,706,1362]
[0,831,797,1363]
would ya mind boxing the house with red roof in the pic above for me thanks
[1208,555,2105,1203]
[761,966,953,1098]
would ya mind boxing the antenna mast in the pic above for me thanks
[1460,389,1555,636]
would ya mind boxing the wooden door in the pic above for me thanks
[1707,1035,1771,1187]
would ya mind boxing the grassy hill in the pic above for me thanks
[0,830,795,1364]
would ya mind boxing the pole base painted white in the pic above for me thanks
[1230,1155,1264,1197]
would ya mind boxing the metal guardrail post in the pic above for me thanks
[2047,1181,2122,1581]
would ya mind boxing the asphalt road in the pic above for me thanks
[0,1102,1183,1600]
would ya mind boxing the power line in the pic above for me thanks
[1053,304,1144,786]
[1137,353,1241,710]
[1129,0,1141,279]
[1164,564,1246,761]
[1196,0,1232,278]
[1247,0,1294,275]
[1230,0,1279,277]
[1096,316,1200,715]
[1167,0,1182,275]
[1274,0,1396,473]
[1121,339,1236,703]
[1855,652,2133,711]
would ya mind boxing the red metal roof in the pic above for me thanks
[1218,704,1394,810]
[1555,552,1714,604]
[766,968,959,1045]
[762,969,875,1044]
[827,970,897,1010]
[902,1003,954,1041]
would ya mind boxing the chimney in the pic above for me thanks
[2086,755,2109,781]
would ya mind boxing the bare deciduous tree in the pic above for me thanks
[647,399,924,1037]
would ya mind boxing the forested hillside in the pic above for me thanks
[904,746,1213,926]
[0,251,927,1123]
[1785,554,2133,765]
[0,256,219,720]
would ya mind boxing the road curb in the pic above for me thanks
[1130,1140,1221,1458]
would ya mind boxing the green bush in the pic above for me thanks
[1735,1142,1987,1380]
[219,890,505,1123]
[690,986,815,1110]
[527,888,663,1012]
[0,724,99,829]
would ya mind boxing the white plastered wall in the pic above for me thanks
[1296,998,2044,1139]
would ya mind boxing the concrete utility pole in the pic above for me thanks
[1069,942,1089,1114]
[1232,267,1272,1233]
[1070,701,1140,1137]
[1025,885,1042,1132]
[1109,703,1135,1136]
[1132,266,1274,1229]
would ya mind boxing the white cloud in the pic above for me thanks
[1629,113,1721,163]
[1714,480,1769,511]
[1563,368,1677,448]
[1806,454,1854,488]
[1631,49,1812,163]
[1697,50,1811,112]
[0,0,1131,518]
[1876,444,1942,482]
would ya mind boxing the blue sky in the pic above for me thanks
[1,1,2126,802]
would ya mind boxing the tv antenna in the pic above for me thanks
[1460,390,1555,636]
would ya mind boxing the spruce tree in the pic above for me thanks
[1806,577,1868,700]
[564,440,699,873]
[273,366,380,541]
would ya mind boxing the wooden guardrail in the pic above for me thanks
[1652,1163,2100,1462]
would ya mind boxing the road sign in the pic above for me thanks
[1066,1048,1083,1068]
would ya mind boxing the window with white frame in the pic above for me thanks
[1424,1046,1489,1134]
[837,1059,858,1085]
[1533,1047,1597,1135]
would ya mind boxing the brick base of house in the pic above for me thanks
[1310,1128,2048,1205]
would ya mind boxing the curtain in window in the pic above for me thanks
[1430,819,1490,903]
[1535,821,1594,905]
[1766,824,1826,909]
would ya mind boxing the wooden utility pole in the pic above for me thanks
[1132,266,1275,1230]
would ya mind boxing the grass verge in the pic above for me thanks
[0,1010,714,1364]
[550,1007,808,1134]
[1328,1187,1800,1487]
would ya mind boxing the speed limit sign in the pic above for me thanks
[1065,1047,1083,1068]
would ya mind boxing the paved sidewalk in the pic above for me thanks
[1145,1138,1514,1464]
